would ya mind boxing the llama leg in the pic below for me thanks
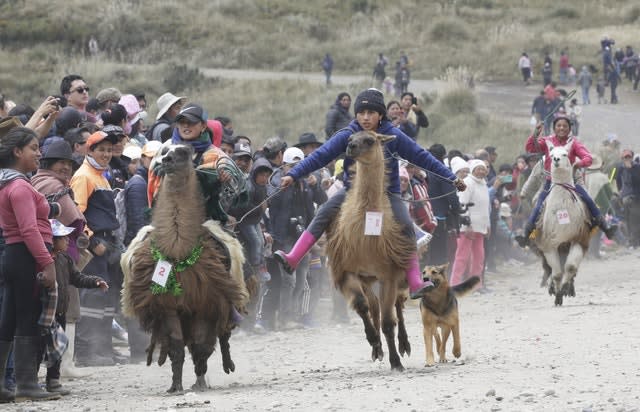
[395,297,411,357]
[189,318,215,392]
[380,280,403,371]
[167,337,185,394]
[364,285,380,334]
[343,273,383,362]
[544,251,564,305]
[562,244,584,297]
[219,330,235,374]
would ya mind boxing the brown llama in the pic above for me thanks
[326,131,415,371]
[121,144,248,393]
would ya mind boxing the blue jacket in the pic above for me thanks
[124,166,149,245]
[287,119,456,194]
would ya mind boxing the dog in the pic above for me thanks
[419,264,479,366]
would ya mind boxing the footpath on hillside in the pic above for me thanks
[201,67,640,151]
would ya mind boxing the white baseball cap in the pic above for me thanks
[283,147,305,165]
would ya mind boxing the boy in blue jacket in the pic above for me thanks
[274,89,467,299]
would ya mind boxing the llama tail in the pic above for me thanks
[452,276,481,298]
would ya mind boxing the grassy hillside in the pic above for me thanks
[1,0,638,158]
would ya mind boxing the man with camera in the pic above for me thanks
[266,147,326,329]
[400,92,429,140]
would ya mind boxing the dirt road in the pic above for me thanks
[7,249,640,411]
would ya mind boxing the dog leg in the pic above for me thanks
[439,326,451,363]
[452,321,462,359]
[423,321,436,367]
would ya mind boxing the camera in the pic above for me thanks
[412,96,418,105]
[48,202,61,218]
[289,216,306,237]
[459,215,471,226]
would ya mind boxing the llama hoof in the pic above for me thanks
[191,376,210,392]
[223,359,235,374]
[391,363,405,372]
[439,358,448,363]
[167,383,184,394]
[424,361,435,367]
[453,348,461,358]
[371,343,384,362]
[554,293,563,306]
[398,340,411,357]
[548,283,556,296]
[568,282,576,297]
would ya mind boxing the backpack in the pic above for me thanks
[144,118,171,142]
[113,188,127,246]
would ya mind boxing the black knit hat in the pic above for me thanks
[354,88,386,116]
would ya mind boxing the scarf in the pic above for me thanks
[86,155,109,171]
[171,127,213,154]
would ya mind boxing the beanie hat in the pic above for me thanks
[354,88,386,116]
[469,159,487,173]
[450,156,470,175]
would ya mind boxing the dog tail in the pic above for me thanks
[452,276,480,297]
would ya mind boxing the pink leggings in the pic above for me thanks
[450,232,485,287]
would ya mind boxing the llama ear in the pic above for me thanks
[564,139,574,151]
[377,134,396,144]
[547,141,555,151]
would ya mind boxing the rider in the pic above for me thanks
[516,114,617,247]
[273,88,467,299]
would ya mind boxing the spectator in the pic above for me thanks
[324,92,353,138]
[220,134,237,157]
[60,75,90,114]
[70,131,124,367]
[567,98,582,136]
[372,53,388,87]
[63,127,90,167]
[232,142,253,175]
[0,127,60,401]
[577,66,592,105]
[542,62,552,86]
[387,100,417,138]
[484,146,498,186]
[450,159,491,290]
[145,92,186,142]
[531,90,546,121]
[615,149,640,248]
[44,219,108,395]
[607,64,620,104]
[559,51,569,84]
[400,92,429,140]
[596,76,607,104]
[95,88,122,117]
[518,52,532,85]
[585,155,615,257]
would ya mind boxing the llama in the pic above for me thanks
[326,131,415,371]
[121,144,248,392]
[532,141,592,306]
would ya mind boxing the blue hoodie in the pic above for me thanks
[287,119,456,194]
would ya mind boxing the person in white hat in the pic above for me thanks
[450,159,491,291]
[145,92,186,142]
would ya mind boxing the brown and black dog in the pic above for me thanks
[420,264,479,366]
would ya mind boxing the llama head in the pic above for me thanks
[548,140,575,182]
[151,144,194,177]
[346,131,395,161]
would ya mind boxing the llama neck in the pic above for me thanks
[551,168,574,185]
[151,171,206,259]
[352,155,386,210]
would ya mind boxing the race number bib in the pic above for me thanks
[152,260,173,287]
[365,211,383,236]
[556,209,570,225]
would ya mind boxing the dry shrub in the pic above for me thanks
[430,18,469,42]
[549,7,580,19]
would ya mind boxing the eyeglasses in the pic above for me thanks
[78,140,87,145]
[71,87,90,94]
[623,155,632,159]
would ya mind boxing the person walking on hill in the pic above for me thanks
[372,53,388,88]
[559,51,569,84]
[325,92,353,139]
[577,66,592,105]
[607,64,620,104]
[518,53,532,85]
[322,53,334,86]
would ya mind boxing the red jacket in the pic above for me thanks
[410,178,437,233]
[525,134,592,178]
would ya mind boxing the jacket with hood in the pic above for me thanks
[0,169,54,269]
[70,157,119,233]
[228,157,272,226]
[287,119,457,195]
[54,251,104,316]
[526,134,592,177]
[31,169,86,262]
[325,101,354,138]
[124,166,150,245]
[457,173,491,235]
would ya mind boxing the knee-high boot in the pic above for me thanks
[0,341,15,403]
[14,336,60,402]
